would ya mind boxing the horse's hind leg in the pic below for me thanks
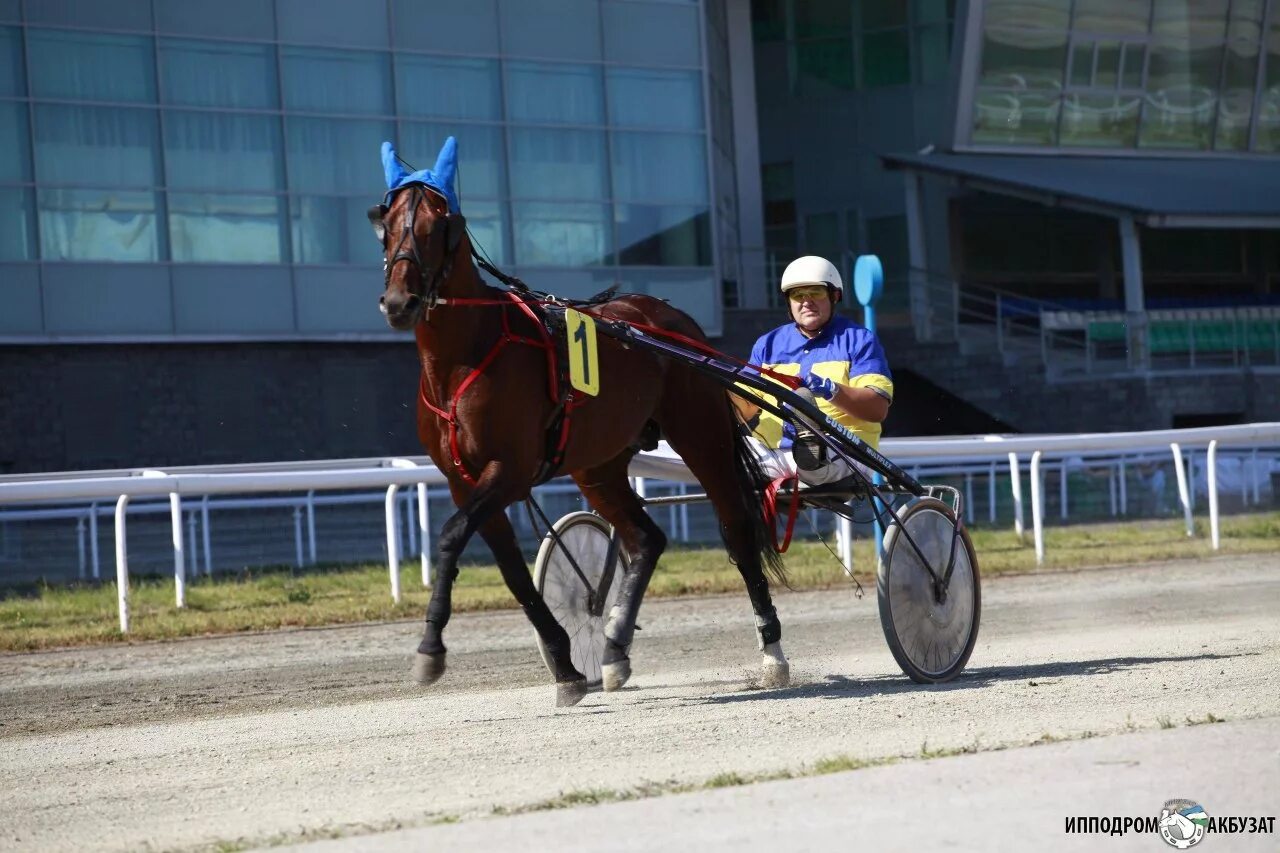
[573,455,667,691]
[658,394,790,689]
[477,510,589,707]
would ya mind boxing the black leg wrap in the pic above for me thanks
[602,640,629,665]
[418,622,446,656]
[755,607,782,647]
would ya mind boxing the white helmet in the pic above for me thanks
[780,255,843,298]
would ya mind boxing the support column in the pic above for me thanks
[1119,215,1148,371]
[903,171,931,340]
[725,0,768,308]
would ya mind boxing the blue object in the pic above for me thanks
[802,373,838,401]
[853,254,883,334]
[381,137,460,213]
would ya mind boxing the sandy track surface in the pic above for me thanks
[1,556,1277,852]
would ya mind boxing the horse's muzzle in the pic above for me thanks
[380,293,422,330]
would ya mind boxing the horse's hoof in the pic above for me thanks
[760,659,791,689]
[556,679,589,708]
[602,658,631,692]
[413,652,447,686]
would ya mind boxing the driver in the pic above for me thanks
[741,255,893,486]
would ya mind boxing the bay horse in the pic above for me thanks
[370,138,788,706]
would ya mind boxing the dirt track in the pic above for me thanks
[1,555,1278,852]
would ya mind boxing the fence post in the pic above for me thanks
[384,484,402,603]
[114,494,131,634]
[1030,451,1045,565]
[1170,442,1194,538]
[201,495,212,575]
[1208,440,1220,550]
[143,470,184,608]
[988,461,997,524]
[89,502,100,580]
[1008,452,1024,540]
[1059,461,1068,521]
[293,506,304,568]
[305,490,317,565]
[417,483,431,587]
[76,516,86,579]
[1119,456,1128,514]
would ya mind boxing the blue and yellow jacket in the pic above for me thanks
[745,315,894,450]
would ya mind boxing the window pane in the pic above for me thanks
[1214,40,1259,150]
[506,62,603,125]
[1095,40,1123,87]
[281,48,392,115]
[34,105,161,187]
[914,0,953,25]
[399,122,504,198]
[0,100,30,182]
[38,188,160,261]
[1120,43,1147,87]
[607,68,703,130]
[1258,23,1280,151]
[916,25,952,84]
[980,27,1067,89]
[276,0,389,49]
[0,187,35,260]
[972,87,1062,144]
[804,212,841,261]
[1070,41,1095,86]
[154,0,277,40]
[512,201,611,266]
[286,117,395,194]
[861,0,908,29]
[862,29,910,86]
[794,0,851,38]
[290,195,379,265]
[509,128,607,200]
[1072,0,1152,35]
[603,1,701,66]
[459,199,507,264]
[612,132,707,204]
[751,0,786,42]
[1060,92,1141,146]
[26,0,150,31]
[395,55,500,120]
[615,204,710,265]
[159,39,278,109]
[0,25,23,96]
[1152,0,1228,40]
[163,112,284,192]
[169,193,285,263]
[500,0,601,63]
[797,39,855,93]
[1138,40,1222,149]
[983,0,1070,30]
[28,29,156,103]
[390,0,499,53]
[1227,0,1264,40]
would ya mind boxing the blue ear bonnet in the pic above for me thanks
[381,137,460,214]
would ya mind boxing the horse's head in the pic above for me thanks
[371,138,466,330]
[369,186,466,330]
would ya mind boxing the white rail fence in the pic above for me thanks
[1,423,1279,633]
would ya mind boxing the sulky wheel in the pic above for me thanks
[877,497,981,683]
[532,511,627,686]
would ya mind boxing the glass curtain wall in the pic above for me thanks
[0,0,712,280]
[971,0,1280,152]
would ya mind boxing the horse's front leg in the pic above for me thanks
[476,512,588,707]
[413,472,510,687]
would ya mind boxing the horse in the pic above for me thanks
[369,138,789,706]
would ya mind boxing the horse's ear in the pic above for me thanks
[446,212,467,255]
[367,204,388,242]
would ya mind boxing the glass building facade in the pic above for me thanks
[0,0,723,338]
[965,0,1280,152]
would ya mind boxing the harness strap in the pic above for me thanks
[417,291,575,487]
[762,474,802,553]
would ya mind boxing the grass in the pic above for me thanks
[3,511,1280,652]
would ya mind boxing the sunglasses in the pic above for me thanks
[787,286,829,302]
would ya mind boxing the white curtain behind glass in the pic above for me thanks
[159,39,279,109]
[34,105,161,187]
[163,112,284,191]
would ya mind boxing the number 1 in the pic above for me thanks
[574,321,590,385]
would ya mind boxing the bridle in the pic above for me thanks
[371,184,465,314]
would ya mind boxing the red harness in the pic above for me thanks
[416,291,582,487]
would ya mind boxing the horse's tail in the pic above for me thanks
[724,397,789,588]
